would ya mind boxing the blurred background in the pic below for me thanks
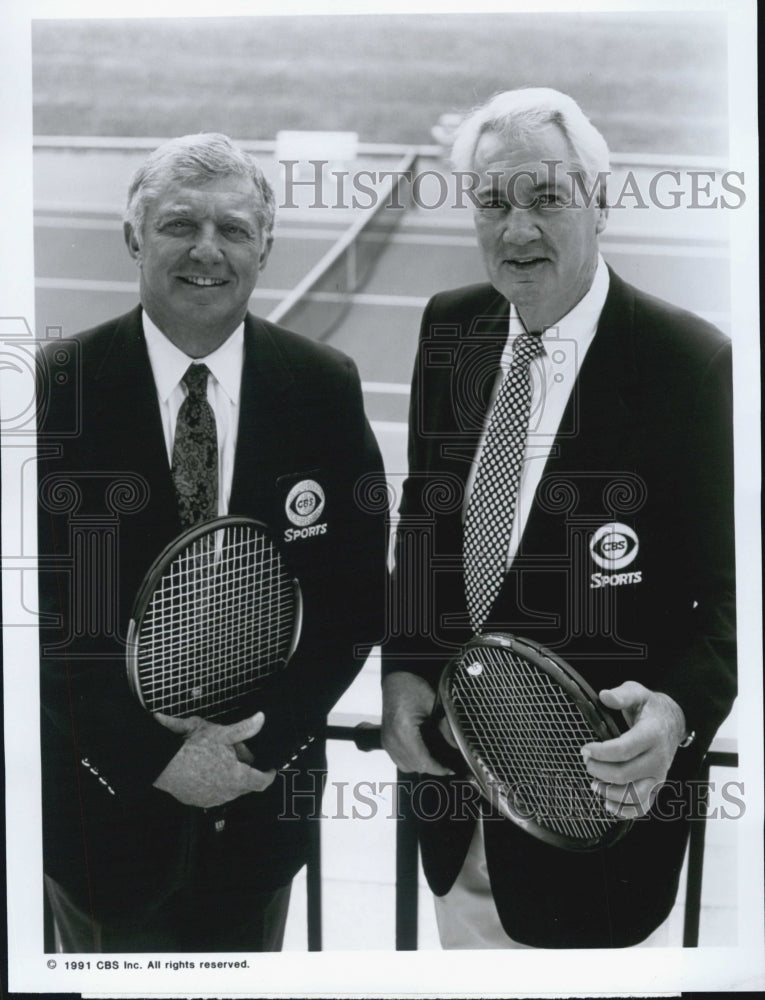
[31,10,738,953]
[32,13,729,152]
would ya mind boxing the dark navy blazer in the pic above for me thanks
[383,268,736,947]
[38,307,388,917]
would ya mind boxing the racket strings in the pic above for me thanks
[136,524,296,718]
[449,646,617,841]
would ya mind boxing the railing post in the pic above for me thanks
[395,771,419,950]
[683,760,711,947]
[306,817,323,951]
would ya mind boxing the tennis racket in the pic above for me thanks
[420,632,633,851]
[126,516,302,722]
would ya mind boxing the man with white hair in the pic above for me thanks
[38,133,388,952]
[382,88,735,948]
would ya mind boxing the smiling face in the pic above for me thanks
[472,124,607,331]
[124,173,272,356]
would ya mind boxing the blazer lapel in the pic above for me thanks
[229,314,295,519]
[438,287,510,478]
[519,268,642,557]
[547,268,639,476]
[91,307,179,527]
[419,287,510,563]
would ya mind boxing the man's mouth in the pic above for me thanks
[505,257,547,269]
[179,276,228,287]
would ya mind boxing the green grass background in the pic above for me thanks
[32,12,728,154]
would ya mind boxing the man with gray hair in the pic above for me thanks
[38,133,388,951]
[382,88,735,947]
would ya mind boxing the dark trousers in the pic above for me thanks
[44,874,292,953]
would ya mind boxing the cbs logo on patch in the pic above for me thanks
[589,522,639,570]
[285,480,326,527]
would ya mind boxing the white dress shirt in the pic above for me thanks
[464,255,610,570]
[142,312,244,516]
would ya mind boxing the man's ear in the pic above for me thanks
[258,234,274,274]
[124,221,142,262]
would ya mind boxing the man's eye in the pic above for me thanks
[536,193,564,208]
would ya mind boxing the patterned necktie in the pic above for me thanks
[171,363,218,527]
[463,331,545,632]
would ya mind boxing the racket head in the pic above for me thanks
[437,632,633,851]
[126,516,302,722]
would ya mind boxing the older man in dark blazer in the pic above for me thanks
[382,89,735,948]
[38,133,388,952]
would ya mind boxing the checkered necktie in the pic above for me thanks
[463,331,544,632]
[171,363,218,527]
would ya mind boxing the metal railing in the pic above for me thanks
[306,721,738,951]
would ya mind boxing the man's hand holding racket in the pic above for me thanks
[153,711,276,808]
[582,681,688,821]
[382,673,453,776]
[125,517,304,809]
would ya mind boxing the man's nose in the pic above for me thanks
[501,208,539,245]
[189,223,224,263]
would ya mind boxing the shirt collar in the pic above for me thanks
[141,310,245,406]
[507,254,610,357]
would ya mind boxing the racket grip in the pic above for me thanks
[420,715,467,775]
